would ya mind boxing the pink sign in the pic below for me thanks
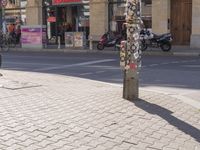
[21,28,42,45]
[52,0,81,5]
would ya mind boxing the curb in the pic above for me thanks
[173,52,200,57]
[8,48,200,57]
[10,48,120,55]
[79,79,200,110]
[139,88,200,110]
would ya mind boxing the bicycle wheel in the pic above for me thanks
[8,38,16,48]
[1,39,9,52]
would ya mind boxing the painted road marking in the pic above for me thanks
[5,61,55,66]
[34,59,116,71]
[149,64,159,67]
[79,72,93,76]
[95,71,106,74]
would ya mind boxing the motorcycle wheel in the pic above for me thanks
[97,43,104,50]
[141,42,147,51]
[161,42,171,52]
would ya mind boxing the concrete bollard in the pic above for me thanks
[58,36,61,49]
[0,54,1,68]
[89,36,93,50]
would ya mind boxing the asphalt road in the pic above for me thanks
[1,51,200,106]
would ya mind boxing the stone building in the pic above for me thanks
[152,0,200,48]
[1,0,200,48]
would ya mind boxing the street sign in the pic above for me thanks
[0,0,7,7]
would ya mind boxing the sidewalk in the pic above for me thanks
[9,45,200,57]
[0,69,199,150]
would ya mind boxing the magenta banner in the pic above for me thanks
[21,28,42,45]
[52,0,81,5]
[21,25,47,49]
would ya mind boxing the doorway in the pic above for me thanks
[171,0,192,45]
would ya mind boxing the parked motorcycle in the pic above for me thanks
[140,29,172,52]
[97,32,123,50]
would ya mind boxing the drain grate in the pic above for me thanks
[0,79,41,90]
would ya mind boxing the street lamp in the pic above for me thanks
[121,0,142,101]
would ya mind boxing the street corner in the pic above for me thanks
[0,70,199,149]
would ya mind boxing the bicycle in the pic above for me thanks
[0,32,9,52]
[7,32,17,48]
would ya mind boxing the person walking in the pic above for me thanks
[7,23,15,36]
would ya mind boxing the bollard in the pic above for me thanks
[58,36,61,49]
[0,54,2,68]
[89,36,93,50]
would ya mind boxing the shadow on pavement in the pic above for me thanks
[133,98,200,143]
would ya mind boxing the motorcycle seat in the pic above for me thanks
[153,34,166,39]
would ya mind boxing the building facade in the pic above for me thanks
[1,0,200,48]
[152,0,200,48]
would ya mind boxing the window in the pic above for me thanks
[142,0,152,5]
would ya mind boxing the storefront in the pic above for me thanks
[108,0,150,34]
[4,0,27,25]
[43,0,90,45]
[108,0,126,35]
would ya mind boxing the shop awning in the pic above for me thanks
[52,0,82,5]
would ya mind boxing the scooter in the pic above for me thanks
[97,32,122,50]
[140,29,172,52]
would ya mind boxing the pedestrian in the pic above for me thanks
[121,23,127,40]
[15,24,21,44]
[2,20,7,35]
[110,16,118,34]
[7,23,15,37]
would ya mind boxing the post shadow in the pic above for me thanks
[131,98,200,143]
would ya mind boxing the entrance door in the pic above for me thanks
[171,0,192,45]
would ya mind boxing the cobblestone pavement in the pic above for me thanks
[0,70,200,150]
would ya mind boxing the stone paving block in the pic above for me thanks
[2,138,21,147]
[159,137,173,144]
[17,139,38,147]
[45,135,65,142]
[102,131,119,139]
[22,144,42,150]
[36,139,54,148]
[143,128,156,135]
[101,140,118,149]
[163,147,176,150]
[5,144,25,150]
[150,132,163,140]
[123,136,140,145]
[31,134,47,142]
[15,134,32,142]
[85,138,106,148]
[38,145,59,150]
[117,142,135,149]
[131,141,152,150]
[135,132,149,140]
[0,129,12,137]
[58,130,75,138]
[143,137,157,145]
[148,141,167,150]
[24,126,38,133]
[91,145,107,150]
[50,139,69,148]
[0,133,15,141]
[120,131,134,139]
[11,130,27,137]
[72,145,96,150]
[42,129,59,138]
[167,142,183,149]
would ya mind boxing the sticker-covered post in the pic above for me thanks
[122,0,142,101]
